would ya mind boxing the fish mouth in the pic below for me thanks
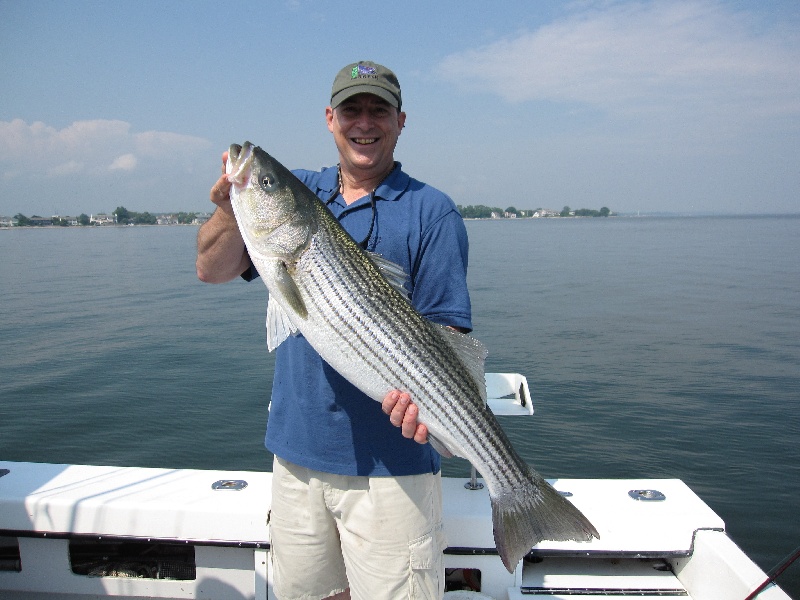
[226,142,255,188]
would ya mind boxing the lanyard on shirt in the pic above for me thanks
[325,164,389,250]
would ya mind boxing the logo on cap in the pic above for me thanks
[351,64,377,79]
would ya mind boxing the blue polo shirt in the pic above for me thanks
[246,163,472,476]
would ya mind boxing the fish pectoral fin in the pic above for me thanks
[434,324,489,404]
[368,252,410,298]
[265,262,305,352]
[273,261,307,318]
[427,433,458,459]
[266,296,300,352]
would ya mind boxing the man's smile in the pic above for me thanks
[352,137,378,145]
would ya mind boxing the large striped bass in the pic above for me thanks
[226,141,599,572]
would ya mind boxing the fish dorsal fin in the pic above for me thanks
[266,296,300,352]
[368,252,409,297]
[434,324,489,405]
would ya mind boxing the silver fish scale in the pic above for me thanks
[291,203,530,492]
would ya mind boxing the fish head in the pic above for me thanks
[226,141,316,259]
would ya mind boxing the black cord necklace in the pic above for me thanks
[327,164,394,250]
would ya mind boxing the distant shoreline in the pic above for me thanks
[0,223,202,230]
[3,213,800,231]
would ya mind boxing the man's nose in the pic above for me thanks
[354,111,375,130]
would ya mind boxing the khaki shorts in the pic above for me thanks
[269,457,446,600]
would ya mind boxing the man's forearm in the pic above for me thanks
[196,206,249,283]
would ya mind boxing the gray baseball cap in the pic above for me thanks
[330,61,402,110]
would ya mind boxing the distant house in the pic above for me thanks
[90,213,115,225]
[51,215,78,226]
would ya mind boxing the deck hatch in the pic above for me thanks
[69,539,196,580]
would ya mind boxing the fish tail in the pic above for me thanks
[491,466,599,573]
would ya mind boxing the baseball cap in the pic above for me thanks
[330,61,402,110]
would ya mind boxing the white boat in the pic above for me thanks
[0,375,791,599]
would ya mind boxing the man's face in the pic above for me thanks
[326,93,406,176]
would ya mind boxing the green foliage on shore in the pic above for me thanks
[10,207,198,227]
[458,205,506,219]
[113,206,156,225]
[457,205,611,218]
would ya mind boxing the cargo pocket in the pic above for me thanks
[409,525,446,600]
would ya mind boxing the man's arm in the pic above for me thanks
[196,152,251,283]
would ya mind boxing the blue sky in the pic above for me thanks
[1,0,798,217]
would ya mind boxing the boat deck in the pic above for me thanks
[0,461,788,600]
[443,477,724,556]
[0,461,790,599]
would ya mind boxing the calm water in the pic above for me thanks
[1,217,799,596]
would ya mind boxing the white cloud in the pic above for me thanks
[438,1,800,124]
[109,153,137,171]
[48,160,84,177]
[133,130,211,158]
[0,118,212,180]
[0,118,216,216]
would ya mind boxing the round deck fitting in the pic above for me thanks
[628,489,666,501]
[212,479,248,491]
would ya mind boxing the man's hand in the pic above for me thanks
[210,151,233,210]
[382,391,428,444]
[196,150,249,284]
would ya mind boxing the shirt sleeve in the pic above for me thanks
[240,260,258,282]
[411,207,473,332]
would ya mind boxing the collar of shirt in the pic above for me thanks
[318,162,410,215]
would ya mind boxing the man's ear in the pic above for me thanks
[326,106,335,133]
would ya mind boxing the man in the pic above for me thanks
[196,61,471,600]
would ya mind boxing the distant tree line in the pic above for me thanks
[111,207,198,224]
[13,213,90,226]
[458,205,522,218]
[457,204,611,218]
[11,207,199,226]
[562,206,611,217]
[112,206,156,225]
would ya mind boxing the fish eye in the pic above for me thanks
[260,173,278,191]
